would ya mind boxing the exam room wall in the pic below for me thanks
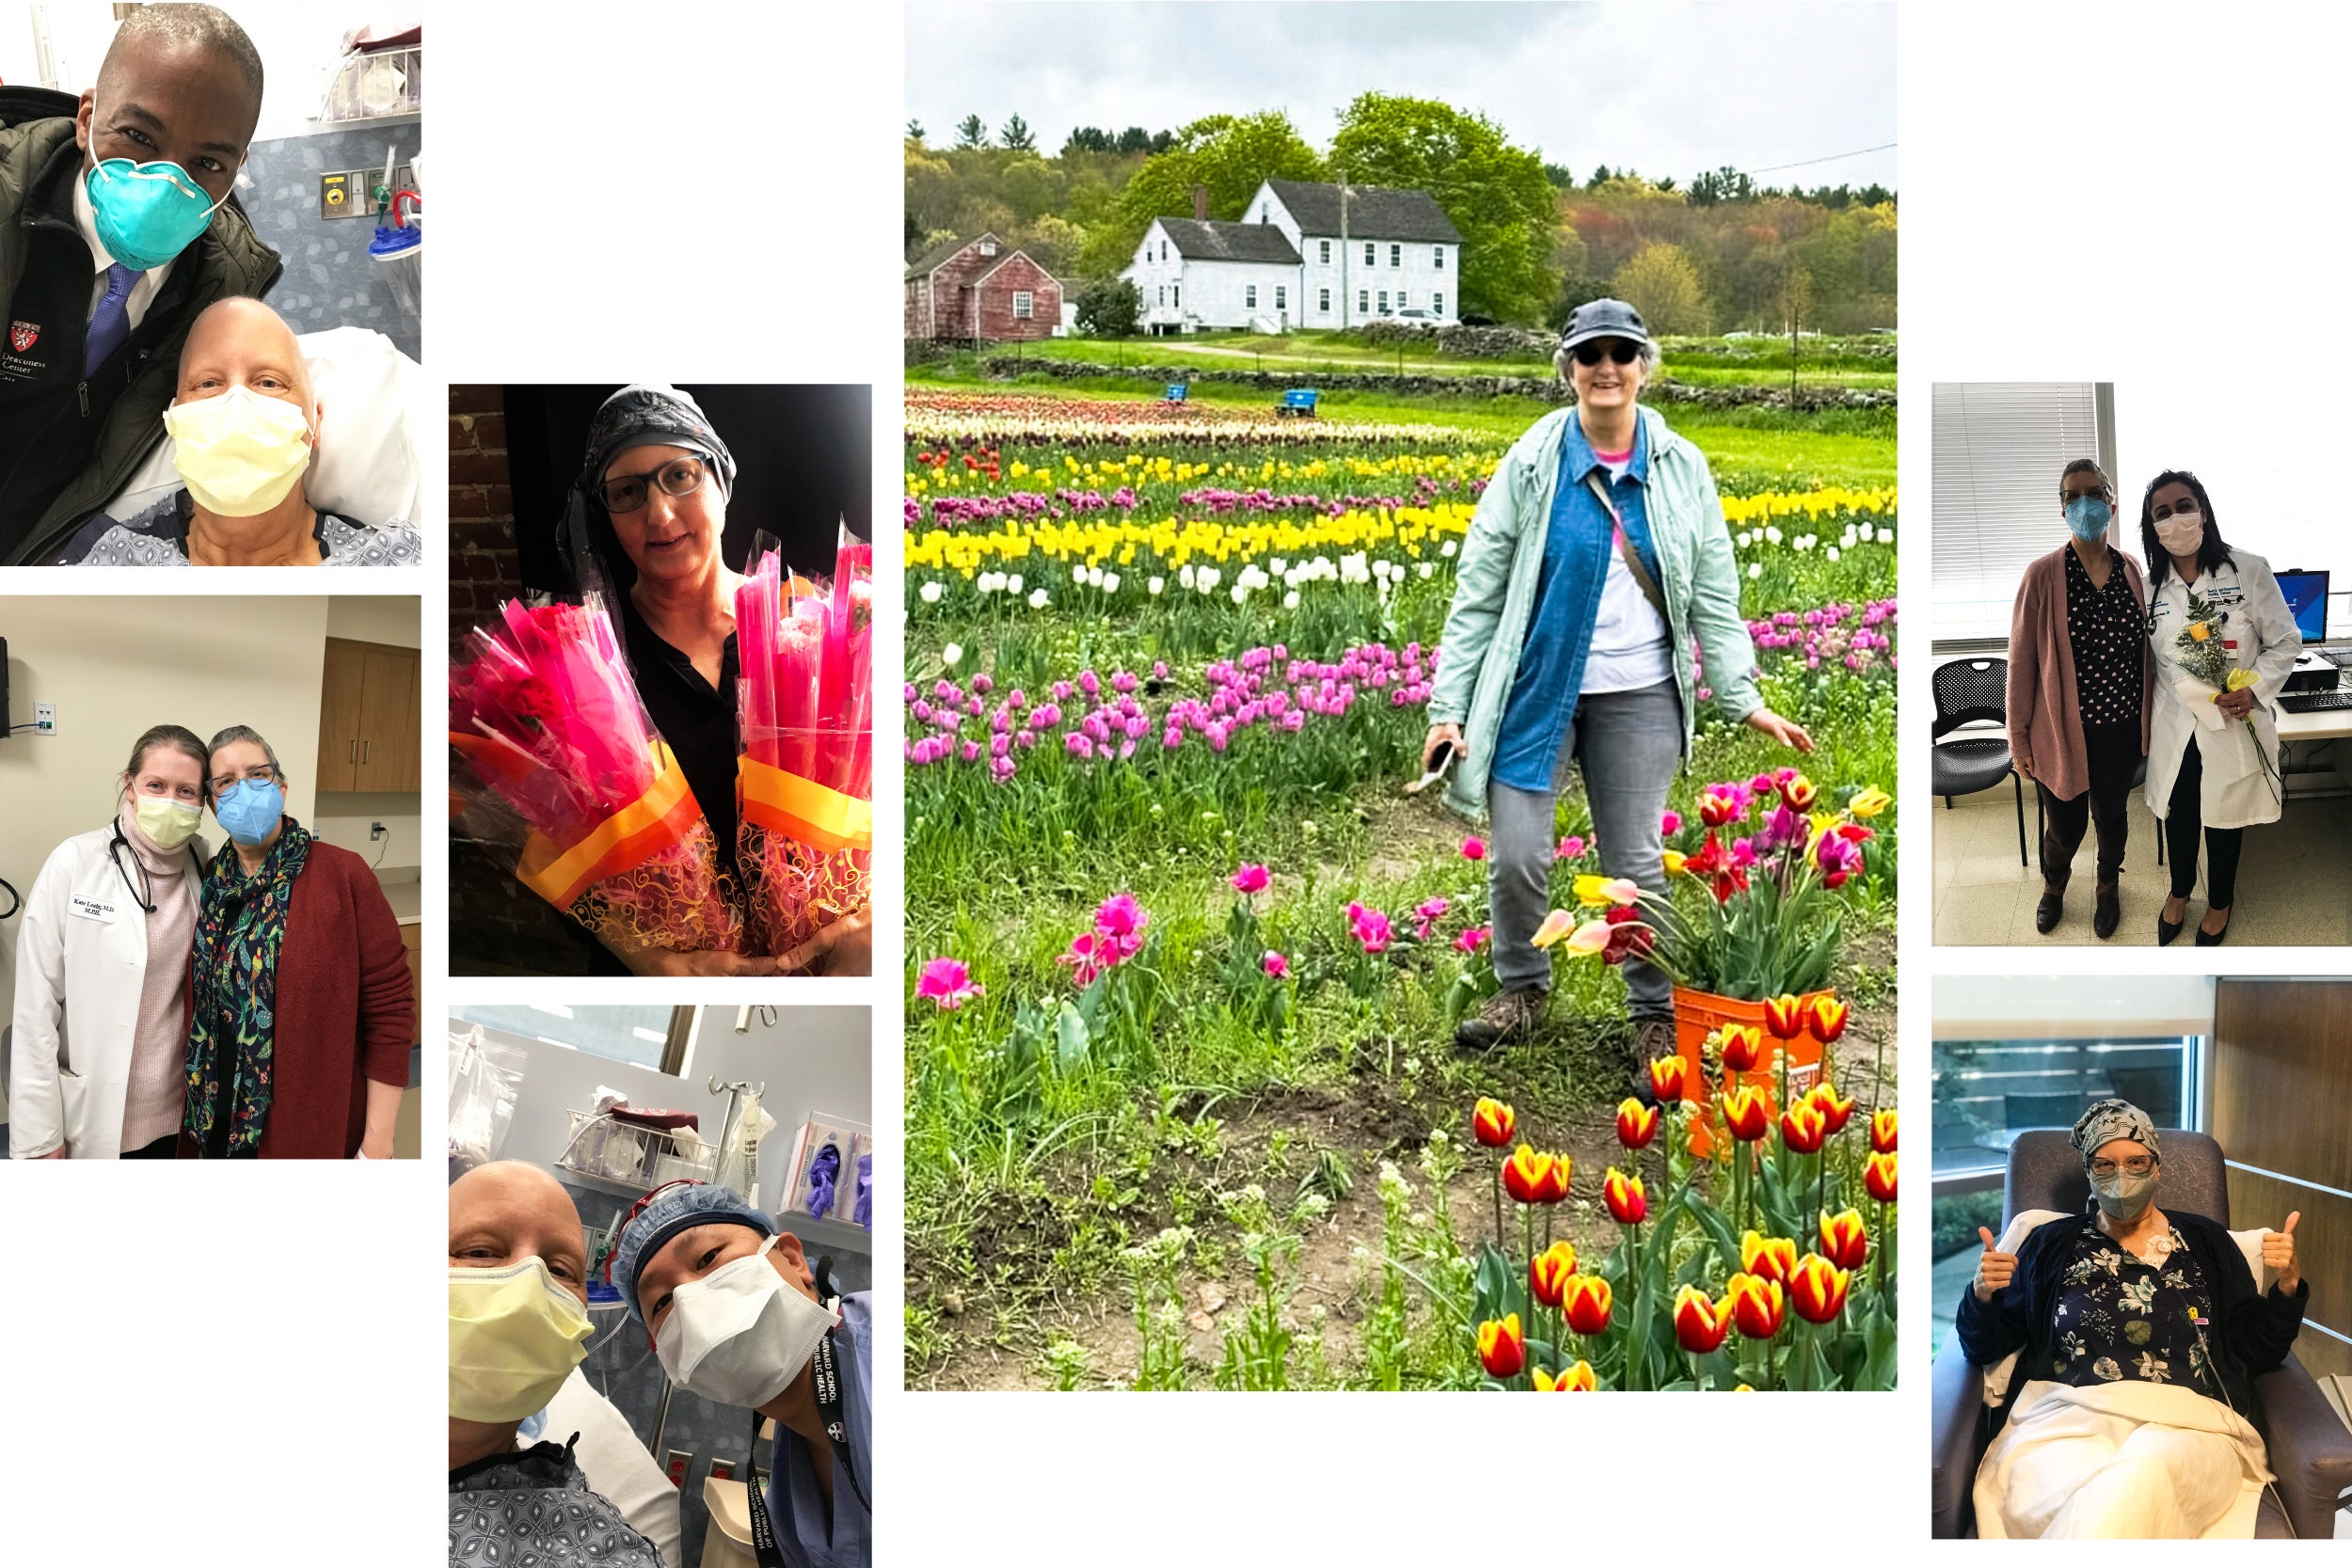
[316,597,423,872]
[2212,978,2352,1380]
[456,1006,873,1212]
[0,594,326,1028]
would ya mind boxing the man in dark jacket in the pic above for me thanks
[0,3,282,563]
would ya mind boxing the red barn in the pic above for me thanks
[904,232,1062,341]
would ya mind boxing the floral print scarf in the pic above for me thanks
[183,819,310,1158]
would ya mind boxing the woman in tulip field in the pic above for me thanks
[906,339,1896,1389]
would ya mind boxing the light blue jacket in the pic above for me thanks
[1429,404,1763,819]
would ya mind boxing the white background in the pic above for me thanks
[8,1,2351,1562]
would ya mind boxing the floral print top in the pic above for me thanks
[2046,1223,2217,1396]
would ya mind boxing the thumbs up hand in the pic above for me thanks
[1974,1225,2019,1303]
[2262,1212,2301,1293]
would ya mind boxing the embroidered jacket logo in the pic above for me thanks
[8,321,37,353]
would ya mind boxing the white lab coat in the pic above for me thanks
[2144,549,2301,831]
[8,824,207,1159]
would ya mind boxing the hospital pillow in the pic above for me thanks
[101,326,428,532]
[1979,1211,2279,1407]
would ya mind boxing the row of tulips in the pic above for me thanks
[906,389,1489,449]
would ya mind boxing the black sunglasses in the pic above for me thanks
[1572,339,1643,367]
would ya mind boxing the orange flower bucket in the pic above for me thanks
[1671,985,1830,1159]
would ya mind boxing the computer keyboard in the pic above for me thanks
[2279,689,2352,713]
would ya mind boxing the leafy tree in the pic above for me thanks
[1549,276,1617,330]
[1064,126,1114,155]
[1116,126,1152,153]
[1328,91,1559,324]
[1588,164,1613,188]
[1688,166,1755,207]
[955,114,988,150]
[906,119,925,145]
[1611,242,1709,334]
[1001,114,1036,153]
[1073,277,1142,338]
[1080,111,1323,277]
[1542,161,1576,188]
[1149,129,1174,153]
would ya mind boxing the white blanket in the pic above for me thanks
[1976,1377,2272,1538]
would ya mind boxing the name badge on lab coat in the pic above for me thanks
[69,895,119,924]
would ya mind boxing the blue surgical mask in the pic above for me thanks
[83,98,238,272]
[214,777,284,847]
[2064,495,2111,542]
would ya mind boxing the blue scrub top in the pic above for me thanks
[764,1291,873,1568]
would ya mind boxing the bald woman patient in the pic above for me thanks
[48,295,422,565]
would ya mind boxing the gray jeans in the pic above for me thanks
[1486,678,1682,1018]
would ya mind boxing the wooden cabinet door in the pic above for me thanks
[354,647,416,791]
[315,641,366,791]
[395,647,422,791]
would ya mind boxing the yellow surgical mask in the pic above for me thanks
[133,795,201,851]
[448,1258,593,1423]
[163,387,313,516]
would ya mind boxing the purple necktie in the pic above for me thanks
[84,262,139,378]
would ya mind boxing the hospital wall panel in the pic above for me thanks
[2217,1169,2352,1380]
[2211,978,2352,1193]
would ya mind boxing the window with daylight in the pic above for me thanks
[1391,243,1402,267]
[1358,289,1369,312]
[1157,286,1166,305]
[1378,291,1390,314]
[1171,286,1180,308]
[1435,246,1446,269]
[1364,242,1375,266]
[1011,292,1033,319]
[1319,287,1331,312]
[450,1004,696,1073]
[1433,293,1444,317]
[978,238,996,256]
[1932,382,2109,641]
[1319,239,1331,263]
[1275,285,1286,309]
[1246,284,1257,309]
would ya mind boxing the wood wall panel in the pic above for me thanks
[2211,979,2352,1189]
[2221,1169,2349,1364]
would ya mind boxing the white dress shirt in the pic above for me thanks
[71,164,175,328]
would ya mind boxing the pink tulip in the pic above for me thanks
[1263,950,1290,978]
[915,958,983,1009]
[1232,863,1271,895]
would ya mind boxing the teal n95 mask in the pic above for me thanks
[84,98,239,272]
[654,1235,839,1409]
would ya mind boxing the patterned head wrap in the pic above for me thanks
[577,384,737,501]
[2070,1098,2159,1163]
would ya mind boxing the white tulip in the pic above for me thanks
[1440,539,1457,559]
[1103,572,1121,594]
[1148,576,1165,595]
[1284,590,1301,609]
[1748,562,1763,579]
[1028,589,1050,609]
[1766,526,1783,546]
[1826,546,1841,562]
[942,642,963,666]
[918,580,944,604]
[1008,573,1025,594]
[1180,564,1197,590]
[1231,584,1248,605]
[1073,563,1089,584]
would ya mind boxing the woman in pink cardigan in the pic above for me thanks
[2006,459,2153,940]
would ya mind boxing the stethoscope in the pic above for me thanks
[108,821,157,914]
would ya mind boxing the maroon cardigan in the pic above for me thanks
[2006,544,2154,801]
[180,839,414,1159]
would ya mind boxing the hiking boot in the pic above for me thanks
[2093,881,2121,941]
[2034,883,2065,934]
[1629,1016,1677,1105]
[1455,987,1546,1053]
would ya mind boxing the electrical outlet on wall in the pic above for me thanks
[33,701,55,733]
[370,821,388,841]
[664,1450,691,1489]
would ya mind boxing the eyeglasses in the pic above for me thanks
[2061,483,2110,503]
[601,456,709,515]
[1572,340,1643,367]
[2089,1156,2155,1178]
[209,764,278,794]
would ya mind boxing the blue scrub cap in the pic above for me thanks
[609,1180,772,1328]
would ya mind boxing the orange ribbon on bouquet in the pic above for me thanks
[505,740,707,909]
[738,755,874,855]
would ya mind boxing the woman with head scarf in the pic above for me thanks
[183,724,412,1157]
[560,386,870,977]
[1423,300,1812,1082]
[1959,1100,2308,1536]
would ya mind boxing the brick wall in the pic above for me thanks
[445,385,604,974]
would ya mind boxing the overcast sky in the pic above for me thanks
[906,2,1895,190]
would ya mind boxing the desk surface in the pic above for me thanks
[2278,704,2352,741]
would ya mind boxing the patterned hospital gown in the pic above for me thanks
[52,490,423,566]
[2045,1224,2220,1397]
[449,1438,663,1567]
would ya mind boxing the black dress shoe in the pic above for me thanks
[2157,906,2185,945]
[2093,883,2120,941]
[2035,887,2065,934]
[2195,909,2231,946]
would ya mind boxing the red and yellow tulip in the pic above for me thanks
[1820,1207,1868,1271]
[1477,1313,1526,1378]
[1762,992,1807,1041]
[1717,1022,1764,1073]
[1789,1252,1851,1323]
[1724,1272,1786,1339]
[1721,1085,1772,1142]
[1471,1097,1517,1148]
[1648,1053,1691,1103]
[1808,993,1850,1043]
[1806,1079,1857,1136]
[1502,1146,1571,1205]
[1865,1150,1899,1204]
[1741,1230,1798,1288]
[1615,1097,1659,1150]
[1779,1099,1828,1154]
[1529,1241,1578,1307]
[1673,1285,1732,1354]
[1780,774,1819,810]
[1534,1360,1597,1391]
[1602,1167,1647,1225]
[1563,1275,1613,1337]
[1868,1108,1897,1154]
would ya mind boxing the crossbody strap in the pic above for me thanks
[1584,468,1670,625]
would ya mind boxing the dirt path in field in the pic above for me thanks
[914,971,1898,1391]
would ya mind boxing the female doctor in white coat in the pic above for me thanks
[8,725,213,1158]
[2138,472,2301,947]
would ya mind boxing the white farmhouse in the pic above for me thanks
[1121,179,1466,335]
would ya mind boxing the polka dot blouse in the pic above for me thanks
[2065,544,2144,726]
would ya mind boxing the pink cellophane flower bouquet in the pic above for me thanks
[735,525,874,956]
[450,594,740,954]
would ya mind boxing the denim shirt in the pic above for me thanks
[1489,414,1663,791]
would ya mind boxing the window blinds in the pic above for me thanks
[1931,382,2103,640]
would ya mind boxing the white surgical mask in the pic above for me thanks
[653,1235,838,1409]
[2153,508,2203,558]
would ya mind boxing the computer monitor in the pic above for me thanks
[2276,569,2328,641]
